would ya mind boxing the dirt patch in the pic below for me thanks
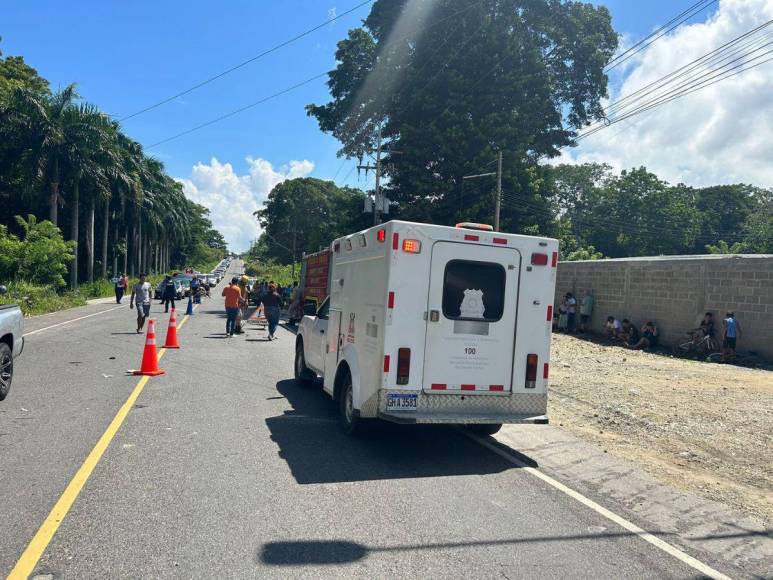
[549,333,773,524]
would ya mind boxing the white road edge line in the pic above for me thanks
[465,432,732,580]
[23,306,125,337]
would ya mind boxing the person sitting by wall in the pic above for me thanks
[604,316,622,339]
[689,312,714,343]
[627,321,659,351]
[619,319,639,346]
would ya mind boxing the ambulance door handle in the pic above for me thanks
[429,310,440,322]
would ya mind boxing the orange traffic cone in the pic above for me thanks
[163,308,181,349]
[133,320,166,376]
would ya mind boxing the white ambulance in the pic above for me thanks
[295,220,558,435]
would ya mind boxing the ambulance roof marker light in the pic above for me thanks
[377,228,386,243]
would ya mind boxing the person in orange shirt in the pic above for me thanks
[222,277,244,337]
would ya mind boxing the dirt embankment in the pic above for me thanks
[548,333,773,523]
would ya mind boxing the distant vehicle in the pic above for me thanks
[0,286,24,401]
[172,274,194,297]
[296,221,558,436]
[154,280,184,300]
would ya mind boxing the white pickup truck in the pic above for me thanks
[295,220,558,435]
[0,286,24,400]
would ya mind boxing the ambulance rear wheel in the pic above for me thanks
[339,376,362,436]
[466,423,502,436]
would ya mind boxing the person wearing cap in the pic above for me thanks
[262,283,283,340]
[222,277,244,337]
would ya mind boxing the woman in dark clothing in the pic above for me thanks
[262,283,282,340]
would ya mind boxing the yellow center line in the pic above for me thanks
[7,309,197,579]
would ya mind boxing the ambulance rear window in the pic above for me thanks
[442,260,505,322]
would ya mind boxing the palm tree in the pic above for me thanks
[2,85,79,226]
[59,102,112,288]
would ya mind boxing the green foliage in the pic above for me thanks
[0,215,75,287]
[0,280,85,316]
[741,202,773,253]
[0,45,227,292]
[308,0,617,232]
[255,177,370,264]
[548,164,773,258]
[705,240,750,254]
[243,260,299,287]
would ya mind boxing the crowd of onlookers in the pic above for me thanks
[554,290,743,360]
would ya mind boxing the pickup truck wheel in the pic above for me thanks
[0,343,12,401]
[466,423,502,436]
[294,342,313,385]
[339,376,362,436]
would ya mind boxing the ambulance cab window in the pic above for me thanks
[316,297,330,320]
[442,260,505,322]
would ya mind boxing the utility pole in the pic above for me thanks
[359,124,399,225]
[462,150,504,231]
[495,150,503,232]
[359,126,384,225]
[291,227,297,279]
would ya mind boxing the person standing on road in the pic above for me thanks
[114,272,128,304]
[262,283,282,341]
[191,275,202,305]
[162,275,177,313]
[130,273,152,334]
[222,277,244,337]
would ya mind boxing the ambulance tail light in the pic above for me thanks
[531,253,549,266]
[397,348,411,385]
[525,354,538,389]
[402,239,422,254]
[377,229,386,243]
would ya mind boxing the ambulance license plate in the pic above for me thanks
[387,393,417,411]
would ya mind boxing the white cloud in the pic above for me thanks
[176,157,314,253]
[558,0,773,188]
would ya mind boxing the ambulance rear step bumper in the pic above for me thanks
[379,412,549,425]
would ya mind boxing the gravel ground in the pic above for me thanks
[548,333,773,524]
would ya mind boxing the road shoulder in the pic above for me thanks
[495,424,773,579]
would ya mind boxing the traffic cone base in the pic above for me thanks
[164,308,181,349]
[133,320,166,376]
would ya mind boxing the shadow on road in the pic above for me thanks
[265,379,529,484]
[258,531,675,566]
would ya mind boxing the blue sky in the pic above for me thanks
[5,0,746,251]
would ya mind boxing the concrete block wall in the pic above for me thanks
[555,255,773,359]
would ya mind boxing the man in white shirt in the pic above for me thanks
[604,316,622,340]
[130,273,153,334]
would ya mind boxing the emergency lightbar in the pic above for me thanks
[455,222,494,231]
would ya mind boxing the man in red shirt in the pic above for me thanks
[222,277,244,337]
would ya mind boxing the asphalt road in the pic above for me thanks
[0,261,735,579]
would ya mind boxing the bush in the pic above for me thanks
[0,280,85,316]
[0,215,75,288]
[243,260,299,286]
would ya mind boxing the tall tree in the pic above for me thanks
[308,0,617,231]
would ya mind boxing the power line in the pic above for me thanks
[605,0,719,72]
[144,1,485,150]
[146,73,327,149]
[120,0,374,122]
